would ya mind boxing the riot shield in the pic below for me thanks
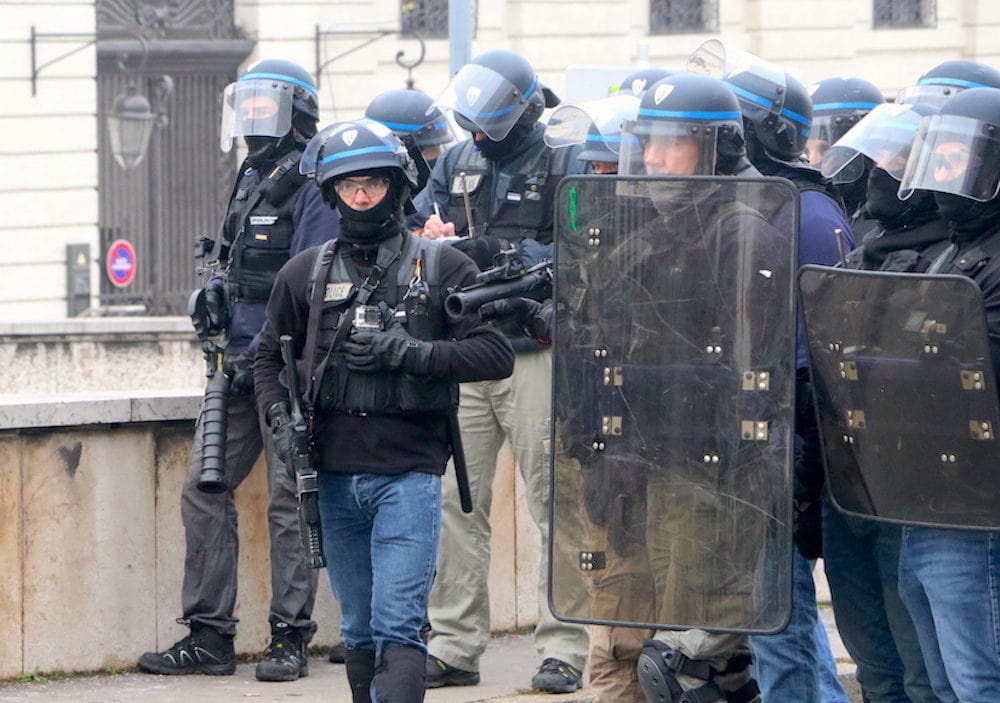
[550,175,798,633]
[800,266,1000,528]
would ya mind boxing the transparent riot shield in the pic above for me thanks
[550,175,798,633]
[800,266,1000,528]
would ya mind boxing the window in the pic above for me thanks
[650,0,718,35]
[401,0,466,39]
[873,0,936,28]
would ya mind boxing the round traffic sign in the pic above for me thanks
[106,239,137,288]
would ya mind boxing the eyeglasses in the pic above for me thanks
[333,177,391,198]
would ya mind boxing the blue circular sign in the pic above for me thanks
[106,239,136,288]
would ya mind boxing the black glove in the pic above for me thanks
[480,297,553,341]
[343,322,434,374]
[266,401,293,466]
[451,236,507,270]
[190,282,228,339]
[223,351,254,396]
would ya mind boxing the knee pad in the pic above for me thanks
[637,640,724,703]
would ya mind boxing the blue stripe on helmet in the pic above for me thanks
[781,106,812,127]
[727,83,774,110]
[320,145,393,164]
[377,119,421,133]
[638,107,743,121]
[813,101,881,112]
[467,101,521,119]
[240,72,318,96]
[523,76,538,100]
[587,134,623,144]
[919,77,989,89]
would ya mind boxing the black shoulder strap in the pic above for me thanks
[302,239,339,406]
[304,235,404,406]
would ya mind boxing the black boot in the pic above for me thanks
[137,621,236,676]
[345,647,376,703]
[373,645,426,703]
[255,621,308,682]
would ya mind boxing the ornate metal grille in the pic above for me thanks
[97,0,239,39]
[650,0,718,35]
[401,0,477,38]
[873,0,936,28]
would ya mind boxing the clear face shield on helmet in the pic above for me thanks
[820,103,926,185]
[687,39,788,123]
[432,63,536,141]
[899,113,1000,202]
[898,81,971,110]
[219,78,298,152]
[544,94,640,164]
[618,119,719,176]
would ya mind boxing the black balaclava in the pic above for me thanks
[864,167,938,230]
[936,192,1000,239]
[331,168,407,245]
[245,115,317,169]
[475,120,535,161]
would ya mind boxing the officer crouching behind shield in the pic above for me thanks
[253,119,514,703]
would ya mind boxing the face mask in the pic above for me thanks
[935,192,1000,236]
[476,121,534,161]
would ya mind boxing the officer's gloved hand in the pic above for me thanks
[344,322,434,375]
[480,297,553,342]
[223,351,254,396]
[266,401,293,466]
[451,236,507,270]
[190,281,228,339]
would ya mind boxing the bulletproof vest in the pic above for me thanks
[225,152,306,302]
[844,218,952,273]
[939,227,1000,283]
[306,234,457,416]
[446,138,571,244]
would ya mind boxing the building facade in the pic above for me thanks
[3,0,999,321]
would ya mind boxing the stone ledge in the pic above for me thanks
[0,390,203,429]
[0,316,194,338]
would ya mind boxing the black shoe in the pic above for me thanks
[328,641,346,664]
[532,658,583,693]
[255,622,308,682]
[138,622,236,676]
[424,653,480,688]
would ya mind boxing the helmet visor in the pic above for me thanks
[687,39,787,119]
[899,113,1000,202]
[544,94,640,152]
[220,78,295,152]
[821,103,924,183]
[433,63,535,141]
[619,119,719,176]
[897,80,977,110]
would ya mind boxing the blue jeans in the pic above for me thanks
[751,552,848,702]
[822,494,935,703]
[898,526,1000,703]
[318,470,441,656]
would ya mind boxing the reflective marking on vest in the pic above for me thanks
[325,282,354,302]
[451,173,482,194]
[250,215,279,225]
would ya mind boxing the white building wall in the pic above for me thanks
[0,1,98,323]
[3,0,1000,322]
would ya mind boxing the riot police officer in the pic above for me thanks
[806,76,885,231]
[687,40,852,703]
[138,58,341,682]
[897,59,1000,108]
[414,49,591,693]
[252,119,513,703]
[364,88,455,171]
[893,85,1000,701]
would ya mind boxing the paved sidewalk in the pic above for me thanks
[0,614,860,703]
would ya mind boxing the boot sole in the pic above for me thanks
[138,658,236,676]
[425,672,481,688]
[255,662,309,682]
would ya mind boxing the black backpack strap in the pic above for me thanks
[302,239,339,406]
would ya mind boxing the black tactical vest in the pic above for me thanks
[306,234,457,416]
[225,152,306,302]
[446,138,569,244]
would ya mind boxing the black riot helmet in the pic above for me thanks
[899,60,1000,109]
[434,49,560,141]
[619,73,745,176]
[688,40,812,166]
[220,58,319,152]
[364,89,455,149]
[806,77,885,171]
[900,87,1000,207]
[301,119,419,242]
[618,68,676,97]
